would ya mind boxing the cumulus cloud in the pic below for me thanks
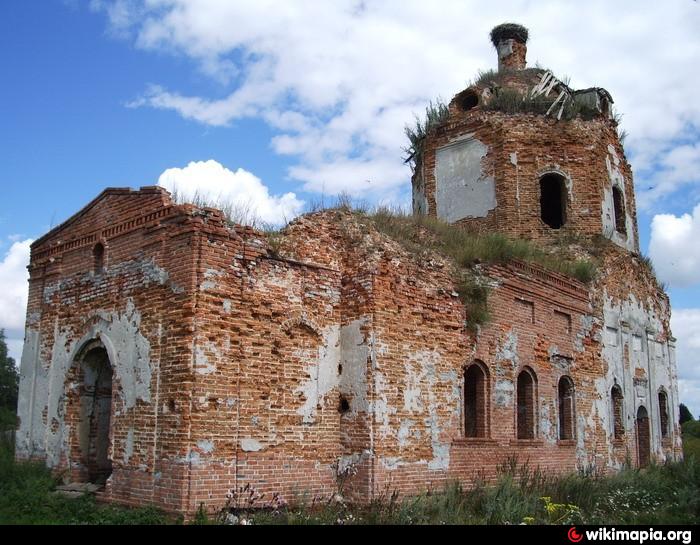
[0,238,32,332]
[91,0,700,203]
[671,309,700,418]
[649,204,700,288]
[158,159,304,225]
[636,142,700,210]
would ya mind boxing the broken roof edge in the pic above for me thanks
[31,186,173,249]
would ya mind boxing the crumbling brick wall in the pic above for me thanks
[413,110,639,254]
[16,192,682,517]
[16,188,205,511]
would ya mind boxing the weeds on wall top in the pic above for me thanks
[403,99,450,168]
[336,201,597,330]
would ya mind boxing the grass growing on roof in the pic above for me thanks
[365,207,596,283]
[344,205,596,330]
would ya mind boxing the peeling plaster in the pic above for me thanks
[496,329,519,367]
[194,343,217,375]
[240,438,263,452]
[16,299,152,465]
[494,380,514,408]
[603,146,635,251]
[197,439,214,454]
[339,318,370,414]
[295,324,341,424]
[435,137,496,222]
[124,427,134,463]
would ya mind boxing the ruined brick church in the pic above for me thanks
[16,24,682,515]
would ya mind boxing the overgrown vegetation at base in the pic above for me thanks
[1,427,698,525]
[0,437,174,525]
[206,456,699,526]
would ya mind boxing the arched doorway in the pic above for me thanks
[75,345,114,484]
[636,405,650,468]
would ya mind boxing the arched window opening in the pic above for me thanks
[612,385,625,440]
[613,186,626,235]
[636,405,650,468]
[517,367,537,439]
[464,362,489,438]
[558,376,575,440]
[457,89,479,112]
[539,173,568,229]
[93,243,105,275]
[658,390,669,439]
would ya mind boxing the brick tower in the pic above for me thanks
[411,23,637,253]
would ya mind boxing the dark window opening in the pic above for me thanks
[613,186,626,235]
[539,174,567,229]
[612,385,625,440]
[636,405,650,468]
[464,362,489,438]
[93,243,105,274]
[517,367,537,439]
[558,376,575,440]
[338,395,350,414]
[658,391,669,439]
[457,90,479,112]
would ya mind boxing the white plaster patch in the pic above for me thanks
[295,324,341,424]
[16,299,153,465]
[398,419,416,448]
[194,343,217,375]
[240,438,263,452]
[435,137,496,222]
[603,146,634,251]
[339,318,370,414]
[496,329,519,367]
[197,439,215,454]
[124,427,134,463]
[494,379,514,408]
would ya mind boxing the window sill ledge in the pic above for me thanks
[557,439,576,447]
[509,439,545,447]
[452,438,499,446]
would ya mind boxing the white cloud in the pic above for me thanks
[0,238,32,332]
[92,0,700,203]
[671,309,700,419]
[636,142,700,210]
[649,204,700,288]
[158,159,304,225]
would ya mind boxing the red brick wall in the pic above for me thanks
[16,194,680,518]
[413,109,639,253]
[17,188,207,513]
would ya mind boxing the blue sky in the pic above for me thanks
[1,0,699,416]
